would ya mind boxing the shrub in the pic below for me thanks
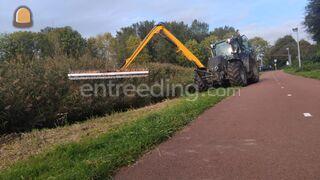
[0,57,193,133]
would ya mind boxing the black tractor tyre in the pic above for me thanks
[194,72,208,92]
[227,61,248,87]
[248,65,260,84]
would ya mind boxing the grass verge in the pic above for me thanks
[0,88,231,179]
[284,62,320,80]
[284,69,320,80]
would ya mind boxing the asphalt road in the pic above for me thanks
[116,71,320,180]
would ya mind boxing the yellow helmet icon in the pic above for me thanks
[13,6,33,28]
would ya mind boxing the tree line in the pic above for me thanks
[0,20,240,67]
[0,0,319,69]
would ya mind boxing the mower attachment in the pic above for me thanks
[68,70,149,80]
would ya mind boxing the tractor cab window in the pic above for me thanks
[241,35,250,51]
[214,42,233,56]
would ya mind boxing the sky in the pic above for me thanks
[0,0,313,44]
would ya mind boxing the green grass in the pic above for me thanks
[0,89,231,179]
[284,69,320,80]
[284,62,320,80]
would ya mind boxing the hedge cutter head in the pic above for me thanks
[68,70,149,80]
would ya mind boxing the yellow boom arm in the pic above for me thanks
[120,24,206,70]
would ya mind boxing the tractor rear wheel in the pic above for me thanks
[227,61,248,86]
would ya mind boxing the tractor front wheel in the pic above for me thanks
[194,72,208,92]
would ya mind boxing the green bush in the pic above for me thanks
[284,61,320,80]
[0,57,193,133]
[286,61,320,72]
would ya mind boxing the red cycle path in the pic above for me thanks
[116,71,320,180]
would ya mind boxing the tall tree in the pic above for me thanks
[132,21,156,40]
[125,35,151,65]
[87,33,116,62]
[210,26,237,40]
[270,35,297,67]
[115,20,210,66]
[304,0,320,43]
[153,21,192,64]
[0,32,53,61]
[177,39,207,67]
[190,20,209,42]
[200,34,219,63]
[34,32,54,59]
[132,21,156,61]
[0,34,6,61]
[249,37,269,52]
[299,39,317,60]
[249,37,270,66]
[115,26,137,62]
[42,26,86,59]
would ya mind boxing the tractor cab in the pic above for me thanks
[211,35,250,60]
[207,34,259,87]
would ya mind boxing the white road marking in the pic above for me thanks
[244,139,256,142]
[243,142,257,146]
[287,94,292,97]
[303,113,312,117]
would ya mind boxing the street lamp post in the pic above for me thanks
[292,27,302,68]
[260,54,264,67]
[286,47,292,65]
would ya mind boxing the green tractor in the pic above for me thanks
[195,34,259,90]
[211,35,259,86]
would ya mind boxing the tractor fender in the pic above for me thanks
[238,53,250,72]
[227,59,244,65]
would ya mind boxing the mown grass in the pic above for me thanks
[0,88,231,179]
[284,69,320,79]
[0,99,174,171]
[284,62,320,80]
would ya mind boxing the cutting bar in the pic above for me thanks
[68,70,149,80]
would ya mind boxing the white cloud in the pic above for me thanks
[0,0,313,44]
[240,20,314,44]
